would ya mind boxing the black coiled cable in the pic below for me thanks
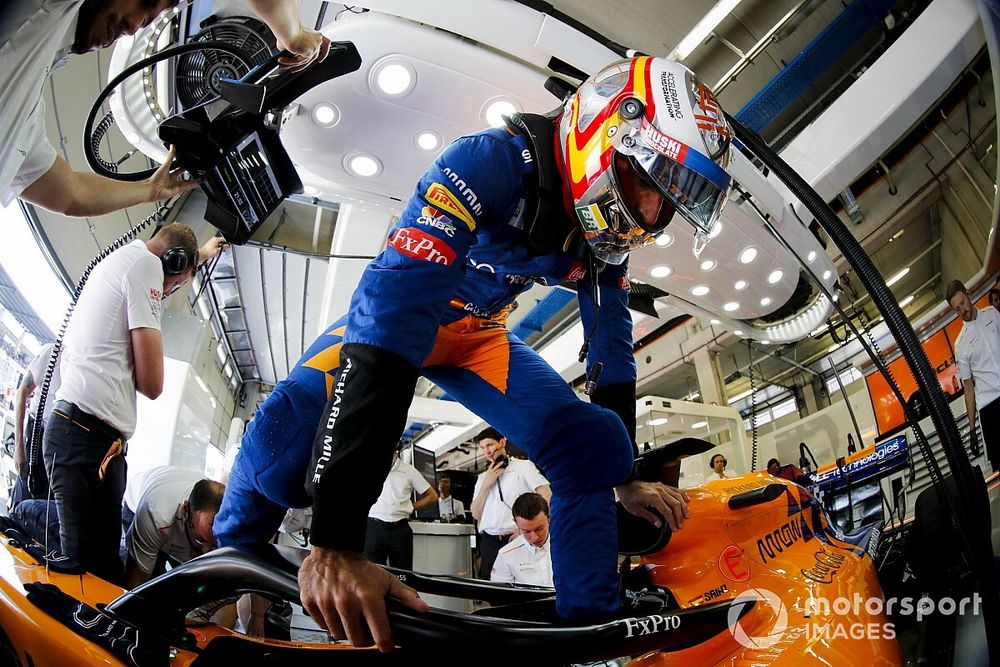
[90,111,119,175]
[747,339,758,470]
[25,200,175,496]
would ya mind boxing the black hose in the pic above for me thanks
[727,112,1000,660]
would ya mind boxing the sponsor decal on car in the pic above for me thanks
[801,548,846,584]
[689,583,729,605]
[575,204,609,233]
[388,228,456,265]
[426,182,477,231]
[718,544,751,583]
[757,518,805,563]
[622,613,682,637]
[415,206,457,237]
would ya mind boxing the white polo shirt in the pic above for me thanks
[368,458,431,523]
[125,466,204,574]
[490,534,553,587]
[56,240,163,438]
[438,496,465,522]
[473,458,549,536]
[955,306,1000,410]
[26,342,61,425]
[0,0,82,204]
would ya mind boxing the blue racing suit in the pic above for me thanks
[307,125,638,620]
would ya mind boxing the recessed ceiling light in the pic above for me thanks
[724,301,740,312]
[760,296,772,306]
[303,185,319,196]
[483,98,518,128]
[739,247,757,264]
[734,279,747,290]
[761,340,770,345]
[899,294,915,308]
[655,233,674,248]
[691,285,710,296]
[650,265,672,278]
[371,61,416,97]
[700,259,717,271]
[414,130,441,151]
[345,153,382,177]
[311,102,340,127]
[647,417,669,426]
[823,270,833,281]
[886,266,910,287]
[767,269,783,284]
[807,250,817,263]
[691,420,708,429]
[710,318,721,325]
[733,330,744,336]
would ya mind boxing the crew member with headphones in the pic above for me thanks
[709,454,732,481]
[42,224,225,584]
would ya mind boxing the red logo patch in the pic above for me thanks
[149,288,162,302]
[619,275,630,290]
[718,544,751,583]
[388,227,456,265]
[640,121,688,162]
[565,261,586,282]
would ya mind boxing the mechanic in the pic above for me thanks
[124,465,224,588]
[0,0,329,215]
[301,55,732,651]
[43,223,214,583]
[470,426,550,579]
[436,476,465,523]
[364,444,438,570]
[11,342,60,505]
[766,458,810,485]
[949,279,1000,472]
[490,492,553,587]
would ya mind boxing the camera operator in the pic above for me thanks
[470,427,550,579]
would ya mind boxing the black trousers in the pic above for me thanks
[979,398,1000,471]
[364,518,413,570]
[43,408,126,585]
[477,532,511,580]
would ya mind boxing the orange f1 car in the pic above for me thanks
[0,439,901,666]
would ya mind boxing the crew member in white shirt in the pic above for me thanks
[43,223,209,584]
[470,427,551,579]
[12,342,61,502]
[491,492,553,588]
[437,476,465,522]
[949,279,1000,472]
[364,445,438,569]
[124,466,224,588]
[708,454,733,481]
[0,0,329,216]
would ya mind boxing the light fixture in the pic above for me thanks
[899,294,915,308]
[650,265,672,278]
[669,0,744,60]
[655,233,674,248]
[709,220,723,238]
[760,296,772,306]
[728,388,753,402]
[691,285,710,296]
[807,250,817,263]
[345,152,382,177]
[823,270,833,281]
[827,342,842,353]
[303,185,319,196]
[760,340,770,345]
[370,60,416,98]
[733,330,744,336]
[691,420,709,429]
[767,269,783,284]
[710,318,721,325]
[739,247,757,264]
[734,279,747,290]
[482,98,519,128]
[723,301,740,312]
[886,266,910,287]
[311,102,340,127]
[647,417,669,426]
[414,130,441,152]
[700,259,717,271]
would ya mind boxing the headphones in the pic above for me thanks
[161,246,198,276]
[710,454,727,468]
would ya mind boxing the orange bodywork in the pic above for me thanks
[628,473,903,666]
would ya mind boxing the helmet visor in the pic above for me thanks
[617,119,732,237]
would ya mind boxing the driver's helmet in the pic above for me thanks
[558,57,733,264]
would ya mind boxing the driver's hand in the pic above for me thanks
[616,480,689,531]
[277,28,331,72]
[298,547,428,652]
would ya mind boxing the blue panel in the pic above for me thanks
[735,0,897,133]
[510,288,576,340]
